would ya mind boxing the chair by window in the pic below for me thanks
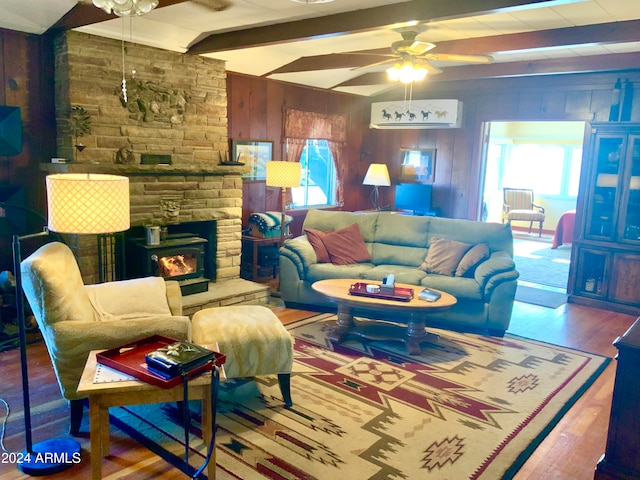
[502,188,545,237]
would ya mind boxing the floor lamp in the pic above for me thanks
[13,173,129,475]
[363,163,390,211]
[266,161,301,246]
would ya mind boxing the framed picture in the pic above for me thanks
[399,148,436,183]
[231,140,273,180]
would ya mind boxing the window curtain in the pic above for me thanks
[283,108,347,206]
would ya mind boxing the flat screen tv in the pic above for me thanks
[0,106,22,156]
[394,183,433,216]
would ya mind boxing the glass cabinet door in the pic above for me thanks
[587,135,623,239]
[575,248,610,298]
[620,136,640,243]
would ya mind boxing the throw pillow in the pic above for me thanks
[420,237,472,276]
[321,223,371,265]
[305,228,332,263]
[455,243,490,277]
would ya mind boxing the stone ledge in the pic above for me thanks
[40,162,247,176]
[181,278,271,317]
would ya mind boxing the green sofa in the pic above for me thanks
[279,209,519,336]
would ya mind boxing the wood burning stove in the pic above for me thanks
[125,234,209,295]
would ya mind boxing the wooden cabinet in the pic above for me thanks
[569,123,640,315]
[594,317,640,480]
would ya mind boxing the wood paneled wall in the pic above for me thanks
[369,72,640,220]
[227,73,370,235]
[0,29,56,271]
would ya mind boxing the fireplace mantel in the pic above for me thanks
[40,162,247,176]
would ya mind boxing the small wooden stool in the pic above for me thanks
[191,305,293,407]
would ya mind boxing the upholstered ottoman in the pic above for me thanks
[190,305,294,407]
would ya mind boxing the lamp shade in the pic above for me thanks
[363,164,391,187]
[266,161,302,188]
[46,174,130,234]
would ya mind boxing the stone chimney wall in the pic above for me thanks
[51,31,244,284]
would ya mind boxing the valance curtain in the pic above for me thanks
[283,108,347,206]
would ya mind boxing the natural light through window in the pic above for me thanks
[291,139,337,208]
[498,143,582,198]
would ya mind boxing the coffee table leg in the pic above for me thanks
[328,304,354,343]
[406,314,439,355]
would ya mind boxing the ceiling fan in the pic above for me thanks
[354,27,493,82]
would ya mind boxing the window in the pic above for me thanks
[496,143,583,198]
[291,139,337,208]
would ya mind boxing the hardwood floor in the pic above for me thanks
[0,300,635,480]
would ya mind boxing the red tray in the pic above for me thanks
[349,282,414,302]
[96,334,226,389]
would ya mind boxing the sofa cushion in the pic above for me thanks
[306,263,374,283]
[455,243,490,277]
[421,237,472,276]
[321,223,372,265]
[362,265,427,285]
[420,275,484,301]
[305,228,332,263]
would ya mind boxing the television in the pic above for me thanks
[394,183,433,216]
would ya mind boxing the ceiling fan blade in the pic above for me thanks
[423,53,494,64]
[420,61,443,75]
[352,58,396,71]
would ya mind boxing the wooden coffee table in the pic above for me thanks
[77,350,218,480]
[312,278,457,355]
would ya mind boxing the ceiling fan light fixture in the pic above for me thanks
[387,62,427,84]
[92,0,159,16]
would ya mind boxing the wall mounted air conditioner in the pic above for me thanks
[370,99,463,129]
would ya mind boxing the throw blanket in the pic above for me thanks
[248,211,293,234]
[85,277,173,321]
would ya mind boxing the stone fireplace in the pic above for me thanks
[47,30,249,287]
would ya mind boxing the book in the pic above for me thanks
[419,288,441,302]
[145,340,215,378]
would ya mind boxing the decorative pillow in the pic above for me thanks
[455,243,490,277]
[420,237,472,276]
[305,228,332,263]
[321,223,371,265]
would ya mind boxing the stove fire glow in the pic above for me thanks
[155,253,197,278]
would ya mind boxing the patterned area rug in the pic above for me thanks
[110,314,610,480]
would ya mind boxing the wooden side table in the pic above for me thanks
[77,351,216,480]
[241,234,291,281]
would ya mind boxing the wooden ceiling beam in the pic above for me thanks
[46,0,190,33]
[188,0,563,54]
[268,20,640,75]
[332,52,640,87]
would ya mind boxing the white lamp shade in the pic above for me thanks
[363,164,391,186]
[46,174,130,234]
[266,161,302,188]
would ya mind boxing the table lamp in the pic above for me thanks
[266,161,301,245]
[363,163,390,210]
[12,173,129,475]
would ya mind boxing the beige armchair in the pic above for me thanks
[502,188,545,237]
[20,241,190,434]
